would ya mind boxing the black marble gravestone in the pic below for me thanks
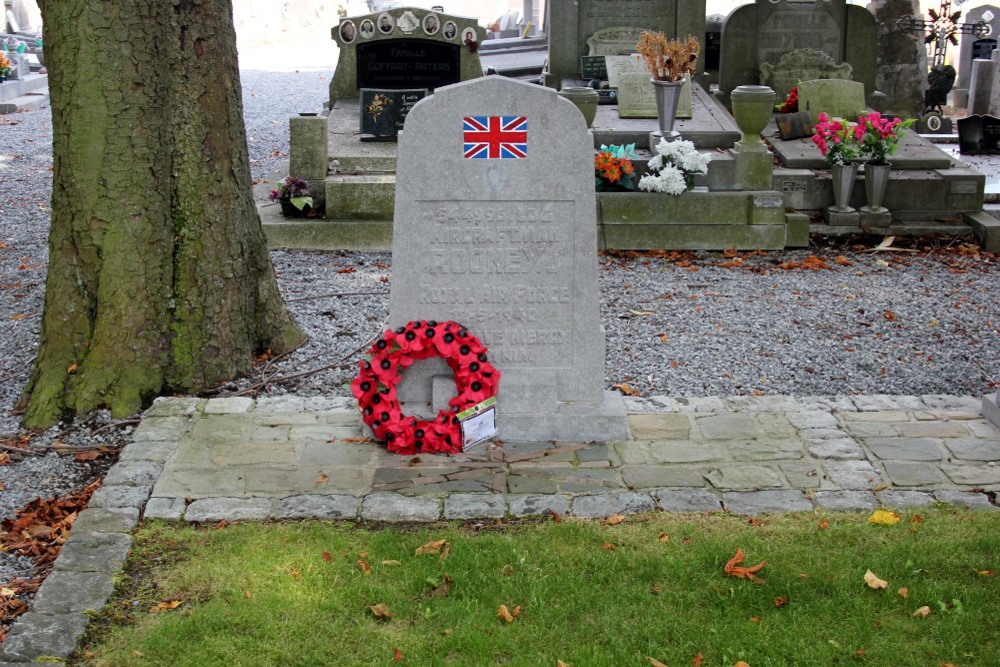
[958,114,1000,154]
[360,88,428,141]
[357,39,461,90]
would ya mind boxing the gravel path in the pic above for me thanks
[1,68,999,551]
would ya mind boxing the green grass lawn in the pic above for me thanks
[78,506,1000,666]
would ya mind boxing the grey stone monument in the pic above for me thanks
[869,0,927,117]
[956,5,1000,108]
[719,0,877,104]
[388,76,629,442]
[543,0,706,89]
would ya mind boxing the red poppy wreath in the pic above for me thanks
[350,320,501,455]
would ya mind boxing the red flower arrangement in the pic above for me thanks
[776,87,798,114]
[351,320,501,455]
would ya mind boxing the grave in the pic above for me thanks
[718,0,877,105]
[328,7,486,106]
[870,0,926,118]
[955,5,1000,108]
[387,76,629,441]
[797,79,867,125]
[759,49,853,103]
[542,0,705,89]
[957,114,1000,155]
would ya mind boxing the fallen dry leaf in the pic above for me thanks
[898,587,909,598]
[749,616,762,623]
[658,533,670,543]
[734,662,750,667]
[369,603,392,619]
[651,584,661,594]
[974,569,995,576]
[911,514,924,524]
[415,539,449,557]
[382,560,402,566]
[773,596,790,607]
[692,651,704,666]
[600,542,618,550]
[429,574,455,598]
[912,605,931,619]
[545,508,562,522]
[818,519,830,531]
[393,647,403,662]
[612,383,641,397]
[647,658,668,667]
[557,661,569,667]
[149,600,182,613]
[245,590,252,599]
[357,560,372,576]
[867,510,901,525]
[604,514,626,525]
[724,548,767,584]
[314,473,329,484]
[73,451,100,462]
[497,604,515,623]
[863,569,888,590]
[322,552,332,563]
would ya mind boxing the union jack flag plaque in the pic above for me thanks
[463,115,528,159]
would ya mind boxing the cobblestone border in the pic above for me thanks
[1,393,996,663]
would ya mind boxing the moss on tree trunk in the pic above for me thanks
[21,0,306,427]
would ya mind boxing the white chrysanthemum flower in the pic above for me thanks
[658,165,689,195]
[678,150,710,174]
[638,173,666,193]
[647,154,664,170]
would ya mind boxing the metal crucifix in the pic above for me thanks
[897,0,989,117]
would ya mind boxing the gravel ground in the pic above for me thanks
[1,69,999,547]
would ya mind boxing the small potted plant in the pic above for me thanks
[594,143,637,192]
[269,176,314,217]
[636,31,699,137]
[637,138,709,195]
[854,112,915,216]
[812,112,859,214]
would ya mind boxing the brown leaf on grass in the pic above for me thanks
[612,383,641,397]
[393,647,403,662]
[544,509,562,522]
[912,605,931,618]
[600,542,618,550]
[369,603,392,619]
[647,658,668,667]
[747,518,765,527]
[289,568,301,579]
[557,661,569,667]
[357,560,372,576]
[683,537,692,544]
[415,539,448,557]
[430,574,455,598]
[382,560,402,566]
[501,565,515,576]
[749,616,762,623]
[604,514,626,525]
[322,552,332,563]
[692,651,705,665]
[734,662,750,667]
[245,590,252,599]
[314,473,329,484]
[854,650,866,658]
[498,604,515,623]
[863,570,888,590]
[910,514,924,524]
[773,596,790,607]
[66,363,78,374]
[818,519,830,530]
[975,569,995,576]
[724,548,766,584]
[658,533,670,543]
[651,584,661,595]
[149,600,182,613]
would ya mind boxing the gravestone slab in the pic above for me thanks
[967,59,996,116]
[870,0,927,117]
[958,6,1000,97]
[580,55,608,80]
[759,49,853,102]
[329,7,485,105]
[360,88,427,140]
[798,78,867,124]
[606,54,645,88]
[586,26,646,56]
[544,0,705,88]
[958,114,1000,154]
[617,71,657,118]
[719,0,876,100]
[389,76,628,441]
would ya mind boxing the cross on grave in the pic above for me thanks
[897,0,989,119]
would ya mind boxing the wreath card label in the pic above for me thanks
[457,396,498,450]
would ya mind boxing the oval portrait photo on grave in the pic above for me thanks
[360,19,374,39]
[378,12,394,34]
[340,20,356,44]
[443,20,457,40]
[462,27,476,44]
[423,12,440,36]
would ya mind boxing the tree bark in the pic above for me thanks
[21,0,305,427]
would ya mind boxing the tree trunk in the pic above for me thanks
[21,0,306,427]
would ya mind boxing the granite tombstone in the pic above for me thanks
[543,0,705,89]
[797,79,867,124]
[956,5,1000,106]
[360,88,428,140]
[388,76,629,441]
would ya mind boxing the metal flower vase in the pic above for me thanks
[828,162,859,214]
[861,162,892,215]
[651,79,683,140]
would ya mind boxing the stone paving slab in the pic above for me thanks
[7,393,1000,663]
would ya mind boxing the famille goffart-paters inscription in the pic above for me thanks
[415,200,574,369]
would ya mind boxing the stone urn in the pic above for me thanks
[558,86,600,128]
[730,85,776,152]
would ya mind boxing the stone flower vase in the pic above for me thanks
[558,86,600,128]
[651,79,683,139]
[861,162,892,214]
[828,162,860,214]
[730,85,775,152]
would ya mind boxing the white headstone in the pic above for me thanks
[617,71,657,118]
[389,76,628,441]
